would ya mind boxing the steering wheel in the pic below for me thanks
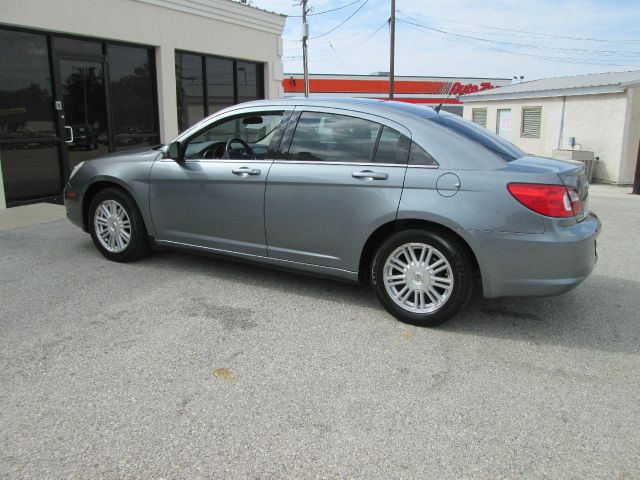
[224,137,255,159]
[203,143,225,159]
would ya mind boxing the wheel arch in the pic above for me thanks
[358,219,482,285]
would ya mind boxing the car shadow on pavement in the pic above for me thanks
[443,274,640,355]
[142,250,639,355]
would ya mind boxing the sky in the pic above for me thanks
[247,0,640,81]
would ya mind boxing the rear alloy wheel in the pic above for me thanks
[88,188,149,262]
[371,229,473,326]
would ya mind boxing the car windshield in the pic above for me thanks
[435,113,525,162]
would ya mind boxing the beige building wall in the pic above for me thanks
[463,91,636,184]
[1,0,285,143]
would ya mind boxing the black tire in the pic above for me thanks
[88,187,150,262]
[370,229,474,326]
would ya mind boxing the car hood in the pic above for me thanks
[91,146,164,164]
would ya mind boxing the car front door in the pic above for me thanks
[265,108,410,273]
[149,108,289,257]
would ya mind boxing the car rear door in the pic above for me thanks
[264,107,410,273]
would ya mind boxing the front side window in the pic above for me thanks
[288,112,380,163]
[185,112,283,160]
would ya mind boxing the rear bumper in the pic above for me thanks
[470,213,601,298]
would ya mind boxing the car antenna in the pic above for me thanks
[434,88,458,114]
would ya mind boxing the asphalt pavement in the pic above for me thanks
[1,184,638,479]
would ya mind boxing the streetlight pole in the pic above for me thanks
[389,0,396,99]
[302,0,310,97]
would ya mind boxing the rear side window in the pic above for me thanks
[409,141,438,166]
[288,112,379,162]
[373,126,410,164]
[436,113,525,161]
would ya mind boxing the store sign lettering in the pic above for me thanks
[449,82,495,95]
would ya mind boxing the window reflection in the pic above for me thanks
[108,44,158,150]
[0,29,55,140]
[175,51,264,132]
[206,57,234,114]
[175,52,204,132]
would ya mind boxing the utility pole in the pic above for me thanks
[302,0,310,97]
[389,0,395,99]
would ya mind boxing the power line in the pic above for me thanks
[309,0,370,40]
[282,20,388,60]
[287,0,364,17]
[397,18,640,67]
[396,18,640,64]
[396,9,640,45]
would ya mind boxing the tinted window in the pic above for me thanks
[53,37,102,56]
[175,52,204,132]
[206,57,234,114]
[236,61,261,103]
[374,126,410,164]
[288,112,379,163]
[437,113,525,161]
[409,142,438,166]
[108,44,158,150]
[185,112,283,159]
[0,29,55,139]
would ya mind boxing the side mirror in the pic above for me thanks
[167,141,182,162]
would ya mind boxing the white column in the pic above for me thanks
[155,44,179,143]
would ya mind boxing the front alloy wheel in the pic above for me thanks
[94,199,131,253]
[371,229,474,326]
[88,187,149,262]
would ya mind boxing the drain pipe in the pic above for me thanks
[557,96,566,149]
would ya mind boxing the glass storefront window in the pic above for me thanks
[206,57,234,115]
[53,37,102,56]
[0,29,55,140]
[176,51,264,132]
[108,44,159,150]
[175,52,205,133]
[236,61,259,104]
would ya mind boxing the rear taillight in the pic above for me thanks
[507,183,583,218]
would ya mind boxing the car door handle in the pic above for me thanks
[232,167,261,176]
[352,170,388,180]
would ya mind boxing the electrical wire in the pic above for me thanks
[287,0,364,17]
[396,9,640,45]
[396,17,640,58]
[397,18,640,67]
[282,19,388,60]
[309,0,370,39]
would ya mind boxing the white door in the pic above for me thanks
[496,109,512,140]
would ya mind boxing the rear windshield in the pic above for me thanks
[435,113,526,162]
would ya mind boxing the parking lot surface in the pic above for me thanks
[1,184,639,479]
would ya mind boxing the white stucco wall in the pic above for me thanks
[1,0,285,142]
[463,91,634,183]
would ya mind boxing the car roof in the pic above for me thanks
[234,96,442,124]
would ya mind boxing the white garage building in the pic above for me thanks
[461,71,640,186]
[0,0,285,207]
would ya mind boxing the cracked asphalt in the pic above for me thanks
[1,184,639,479]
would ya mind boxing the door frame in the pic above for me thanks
[51,48,114,183]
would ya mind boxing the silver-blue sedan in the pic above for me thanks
[64,98,601,326]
